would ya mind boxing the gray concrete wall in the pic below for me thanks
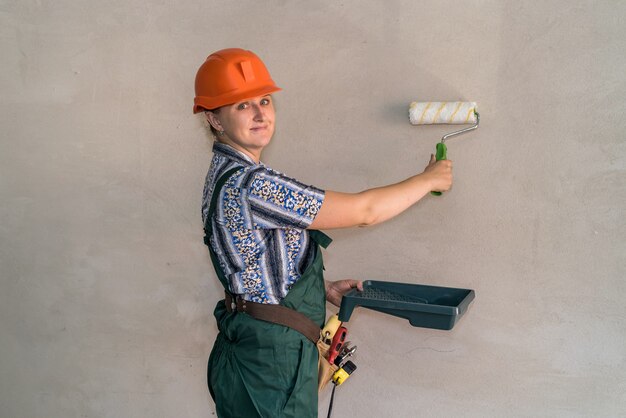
[1,1,625,417]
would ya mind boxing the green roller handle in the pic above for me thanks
[431,142,447,196]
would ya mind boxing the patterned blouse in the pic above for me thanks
[202,142,325,304]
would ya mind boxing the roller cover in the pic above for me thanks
[409,101,478,125]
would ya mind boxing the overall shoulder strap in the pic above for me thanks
[308,229,332,249]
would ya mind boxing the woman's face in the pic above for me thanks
[207,94,275,162]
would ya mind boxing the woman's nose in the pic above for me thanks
[252,104,264,121]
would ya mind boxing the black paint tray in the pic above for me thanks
[338,280,475,330]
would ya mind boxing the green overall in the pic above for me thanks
[204,168,331,418]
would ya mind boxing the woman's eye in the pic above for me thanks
[260,98,270,105]
[237,103,248,110]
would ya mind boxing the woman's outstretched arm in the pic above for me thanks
[309,155,452,230]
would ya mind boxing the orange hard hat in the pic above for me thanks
[193,48,282,113]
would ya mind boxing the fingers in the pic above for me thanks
[343,279,363,291]
[426,155,453,171]
[436,159,453,173]
[429,158,453,191]
[330,279,363,292]
[326,280,363,307]
[342,280,362,292]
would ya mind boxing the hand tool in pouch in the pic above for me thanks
[321,314,342,344]
[318,316,344,393]
[327,326,347,365]
[334,343,357,367]
[326,360,357,418]
[332,360,357,386]
[408,101,480,196]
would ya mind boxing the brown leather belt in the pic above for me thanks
[224,292,321,344]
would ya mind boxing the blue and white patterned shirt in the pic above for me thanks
[202,142,326,304]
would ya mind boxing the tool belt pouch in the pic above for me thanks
[317,336,339,393]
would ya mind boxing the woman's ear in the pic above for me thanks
[205,111,223,132]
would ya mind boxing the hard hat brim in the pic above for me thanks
[193,85,282,114]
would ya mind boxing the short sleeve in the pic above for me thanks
[240,166,325,230]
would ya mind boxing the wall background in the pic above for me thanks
[1,1,624,417]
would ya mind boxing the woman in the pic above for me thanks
[194,48,452,418]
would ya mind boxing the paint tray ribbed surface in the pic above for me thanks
[338,280,475,330]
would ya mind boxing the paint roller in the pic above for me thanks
[409,101,480,195]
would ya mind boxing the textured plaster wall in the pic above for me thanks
[1,1,625,417]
